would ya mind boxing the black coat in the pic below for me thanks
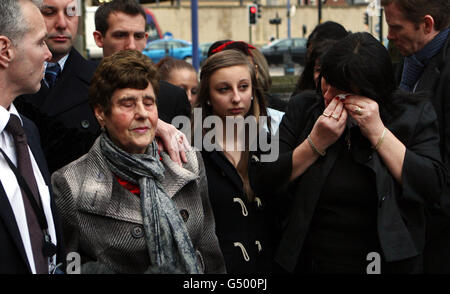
[0,116,64,273]
[15,48,99,174]
[157,81,191,124]
[201,150,281,274]
[250,92,445,273]
[409,32,450,273]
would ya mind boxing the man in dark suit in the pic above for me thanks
[15,0,99,174]
[383,0,450,273]
[0,0,64,274]
[16,0,191,173]
[93,0,191,123]
[93,0,192,162]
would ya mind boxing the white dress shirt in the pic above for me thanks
[0,104,57,274]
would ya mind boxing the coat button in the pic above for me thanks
[180,209,189,222]
[81,120,90,129]
[379,195,386,208]
[96,172,105,182]
[131,225,144,238]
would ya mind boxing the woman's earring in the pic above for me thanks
[251,96,254,101]
[206,100,211,106]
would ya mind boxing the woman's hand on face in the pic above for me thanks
[343,96,385,145]
[310,97,348,151]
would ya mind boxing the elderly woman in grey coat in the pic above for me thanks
[51,50,225,274]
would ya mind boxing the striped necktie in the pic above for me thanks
[45,63,61,88]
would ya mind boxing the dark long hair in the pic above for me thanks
[293,39,338,95]
[320,32,404,122]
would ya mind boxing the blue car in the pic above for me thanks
[143,38,201,64]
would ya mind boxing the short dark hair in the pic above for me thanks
[206,40,232,58]
[95,0,146,36]
[306,21,348,52]
[381,0,450,31]
[89,50,159,115]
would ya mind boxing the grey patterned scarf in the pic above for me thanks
[99,133,202,274]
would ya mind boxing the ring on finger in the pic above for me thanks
[322,112,331,118]
[331,114,339,120]
[175,134,183,143]
[355,106,363,115]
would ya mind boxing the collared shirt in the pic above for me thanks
[45,53,69,72]
[44,54,69,88]
[0,104,57,274]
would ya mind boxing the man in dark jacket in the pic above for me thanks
[383,0,450,273]
[14,0,99,174]
[15,0,191,173]
[0,0,64,274]
[93,0,191,124]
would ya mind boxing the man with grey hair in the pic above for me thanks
[0,0,64,274]
[383,0,450,273]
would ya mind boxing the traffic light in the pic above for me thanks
[248,4,257,25]
[252,0,262,19]
[364,12,369,25]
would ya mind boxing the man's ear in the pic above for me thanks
[93,31,104,48]
[94,105,106,127]
[0,36,14,68]
[423,15,435,35]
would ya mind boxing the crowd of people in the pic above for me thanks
[0,0,448,275]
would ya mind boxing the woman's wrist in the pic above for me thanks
[307,134,326,157]
[372,127,387,150]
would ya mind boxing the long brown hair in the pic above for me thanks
[197,50,267,201]
[198,50,267,122]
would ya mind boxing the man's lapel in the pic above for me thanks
[0,184,32,273]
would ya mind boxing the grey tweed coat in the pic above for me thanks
[51,137,226,274]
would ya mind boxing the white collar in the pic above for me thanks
[45,53,69,72]
[0,104,22,134]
